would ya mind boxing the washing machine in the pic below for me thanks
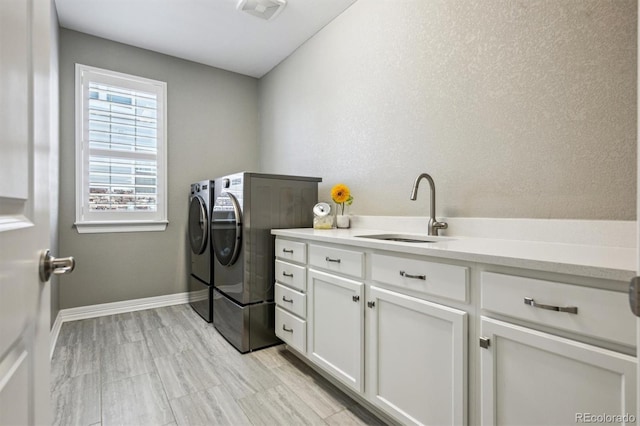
[211,172,321,352]
[188,180,214,322]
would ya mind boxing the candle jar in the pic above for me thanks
[313,202,334,229]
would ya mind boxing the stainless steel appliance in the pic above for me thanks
[212,172,321,352]
[188,180,214,322]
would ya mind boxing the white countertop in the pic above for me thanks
[271,227,637,282]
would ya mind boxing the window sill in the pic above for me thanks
[74,220,168,234]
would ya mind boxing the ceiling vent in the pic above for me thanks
[237,0,287,21]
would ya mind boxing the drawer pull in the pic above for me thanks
[282,325,294,333]
[282,248,294,253]
[282,296,294,303]
[400,270,426,280]
[325,256,341,263]
[282,271,294,278]
[524,297,578,314]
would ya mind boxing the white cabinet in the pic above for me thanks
[275,240,308,353]
[308,244,364,278]
[275,260,307,292]
[481,272,636,346]
[480,317,636,426]
[275,239,306,264]
[308,268,364,393]
[480,272,636,426]
[371,253,468,303]
[367,286,467,425]
[277,238,469,424]
[273,236,635,426]
[275,283,306,318]
[275,307,306,353]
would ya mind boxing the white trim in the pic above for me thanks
[75,220,168,234]
[49,312,63,360]
[74,63,168,230]
[49,291,189,359]
[0,216,32,233]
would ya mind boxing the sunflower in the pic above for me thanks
[331,183,354,215]
[331,184,350,204]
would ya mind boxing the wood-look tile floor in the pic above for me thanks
[51,304,386,426]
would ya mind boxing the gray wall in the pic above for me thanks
[259,0,637,220]
[58,30,259,309]
[57,1,636,310]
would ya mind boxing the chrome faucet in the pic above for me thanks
[410,173,448,236]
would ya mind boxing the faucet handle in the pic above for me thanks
[434,221,448,230]
[427,218,448,236]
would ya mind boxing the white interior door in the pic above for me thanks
[637,2,640,423]
[0,0,56,423]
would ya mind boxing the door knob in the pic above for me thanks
[39,249,75,282]
[629,276,640,317]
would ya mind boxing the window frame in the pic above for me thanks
[74,64,168,234]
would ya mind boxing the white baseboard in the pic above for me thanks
[50,291,189,359]
[50,312,63,360]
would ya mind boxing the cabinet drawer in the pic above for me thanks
[371,253,468,303]
[275,260,306,292]
[309,244,364,278]
[275,283,306,318]
[481,272,635,347]
[275,307,306,353]
[275,239,306,264]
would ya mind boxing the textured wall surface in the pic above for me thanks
[259,0,637,219]
[58,30,259,308]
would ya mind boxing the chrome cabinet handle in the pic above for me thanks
[325,257,341,263]
[479,337,491,349]
[282,325,293,333]
[282,272,294,277]
[39,250,76,282]
[630,276,640,317]
[282,296,294,303]
[282,248,294,253]
[400,270,426,280]
[524,297,578,314]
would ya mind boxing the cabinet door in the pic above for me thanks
[308,269,364,393]
[480,317,636,425]
[367,286,467,426]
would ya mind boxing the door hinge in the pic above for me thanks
[352,295,360,302]
[479,337,491,349]
[629,276,640,317]
[367,301,375,309]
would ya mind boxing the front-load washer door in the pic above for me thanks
[212,192,242,267]
[189,195,208,255]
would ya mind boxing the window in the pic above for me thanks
[75,64,167,233]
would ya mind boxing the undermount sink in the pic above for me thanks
[355,233,453,243]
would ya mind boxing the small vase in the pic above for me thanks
[336,215,350,229]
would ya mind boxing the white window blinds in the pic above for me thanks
[75,64,168,233]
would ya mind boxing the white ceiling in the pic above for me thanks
[54,0,357,78]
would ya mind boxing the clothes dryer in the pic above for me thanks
[188,180,214,322]
[211,172,321,352]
